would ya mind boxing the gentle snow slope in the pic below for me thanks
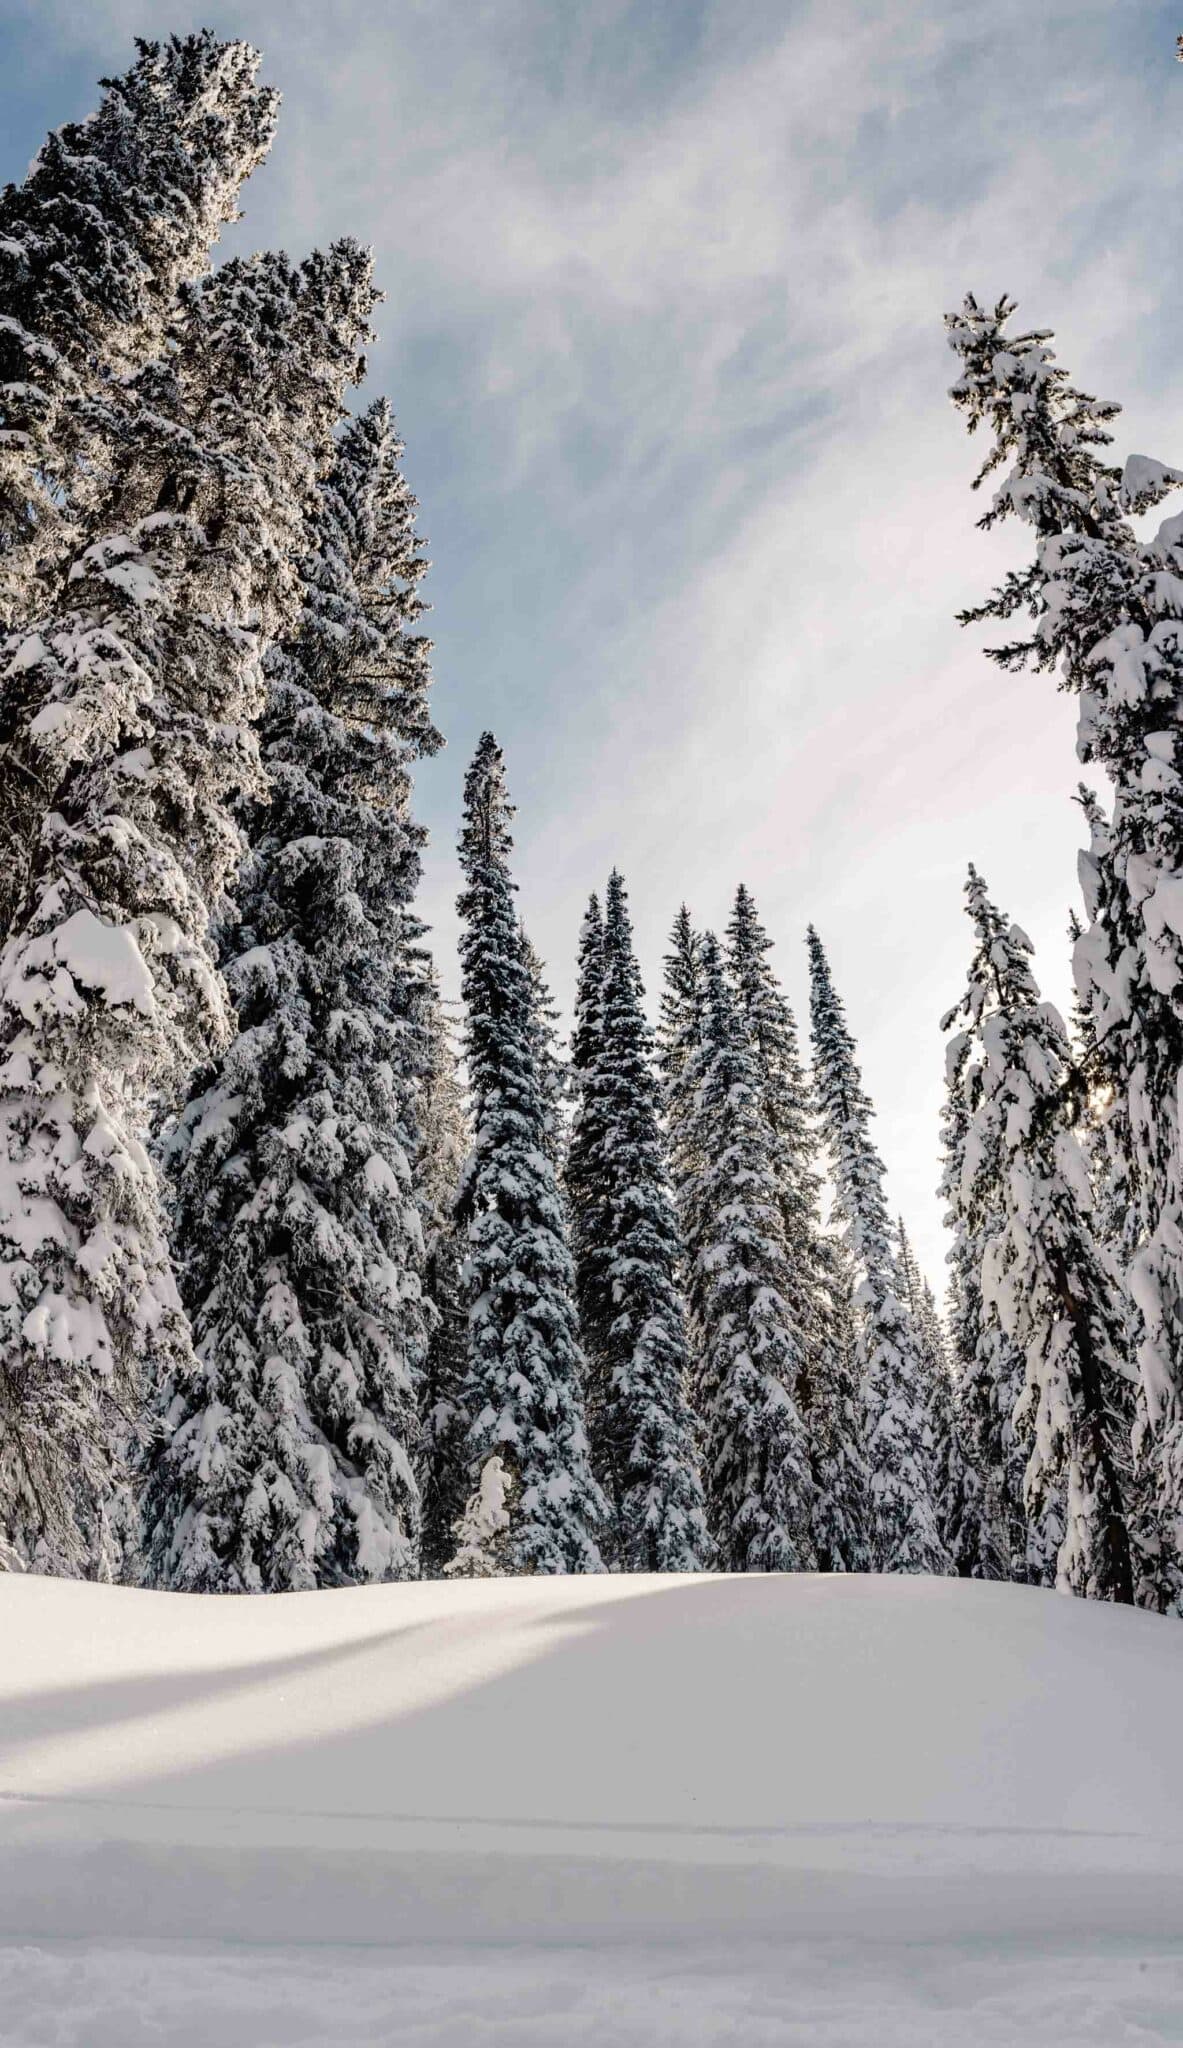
[0,1570,1180,1948]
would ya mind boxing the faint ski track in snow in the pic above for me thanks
[0,1787,1172,1849]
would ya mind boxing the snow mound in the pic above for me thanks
[0,1571,1180,1946]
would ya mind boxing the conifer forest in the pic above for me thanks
[3,21,1183,1629]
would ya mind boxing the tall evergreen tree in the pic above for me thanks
[896,1220,952,1434]
[945,866,1135,1605]
[657,904,703,1200]
[418,970,471,1577]
[1066,882,1136,1274]
[897,1217,976,1575]
[143,398,434,1591]
[0,241,375,1577]
[0,32,278,630]
[940,961,1038,1583]
[946,295,1183,1606]
[575,871,708,1570]
[452,734,603,1574]
[726,884,870,1571]
[566,894,611,1362]
[807,927,948,1575]
[808,1233,874,1572]
[725,888,818,1241]
[680,932,815,1572]
[520,928,567,1171]
[919,1272,982,1578]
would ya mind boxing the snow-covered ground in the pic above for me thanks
[1,1571,1180,2042]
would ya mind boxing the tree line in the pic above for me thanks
[0,32,1179,1611]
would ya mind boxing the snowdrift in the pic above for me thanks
[0,1570,1179,1947]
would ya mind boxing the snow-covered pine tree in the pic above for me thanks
[809,1231,874,1572]
[946,865,1135,1604]
[1066,879,1135,1275]
[897,1217,975,1576]
[452,734,604,1574]
[725,887,819,1249]
[418,968,471,1577]
[657,904,703,1204]
[807,926,948,1575]
[919,1273,981,1577]
[0,241,376,1578]
[520,928,567,1171]
[143,396,436,1592]
[0,32,278,631]
[445,1454,518,1578]
[576,870,708,1570]
[939,999,1030,1581]
[679,931,816,1572]
[566,894,613,1367]
[725,883,870,1572]
[946,295,1183,1607]
[896,1222,937,1395]
[894,1220,923,1325]
[896,1220,953,1432]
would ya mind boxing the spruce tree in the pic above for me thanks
[418,970,471,1577]
[520,928,567,1171]
[143,397,434,1592]
[809,1233,874,1571]
[445,1455,518,1578]
[940,984,1034,1582]
[680,932,816,1571]
[0,32,278,630]
[0,242,376,1577]
[895,1220,951,1443]
[657,904,703,1200]
[576,871,708,1570]
[726,884,870,1571]
[1067,883,1136,1273]
[567,894,612,1366]
[0,37,279,973]
[945,866,1135,1604]
[725,887,819,1249]
[920,1274,982,1578]
[807,926,948,1575]
[946,295,1183,1605]
[452,734,604,1574]
[897,1218,976,1575]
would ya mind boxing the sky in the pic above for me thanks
[1,0,1181,1287]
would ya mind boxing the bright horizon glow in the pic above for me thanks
[2,0,1180,1290]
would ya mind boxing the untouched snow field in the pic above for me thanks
[0,1570,1181,2043]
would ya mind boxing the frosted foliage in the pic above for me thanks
[0,244,375,1578]
[808,1234,873,1572]
[941,1003,1042,1585]
[657,904,703,1201]
[679,933,815,1572]
[807,927,948,1575]
[0,32,279,631]
[947,294,1183,1606]
[418,971,471,1578]
[945,867,1133,1605]
[569,871,708,1572]
[520,931,567,1170]
[567,894,611,1366]
[454,734,604,1575]
[898,1218,973,1576]
[144,401,433,1593]
[727,885,870,1573]
[444,1454,516,1578]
